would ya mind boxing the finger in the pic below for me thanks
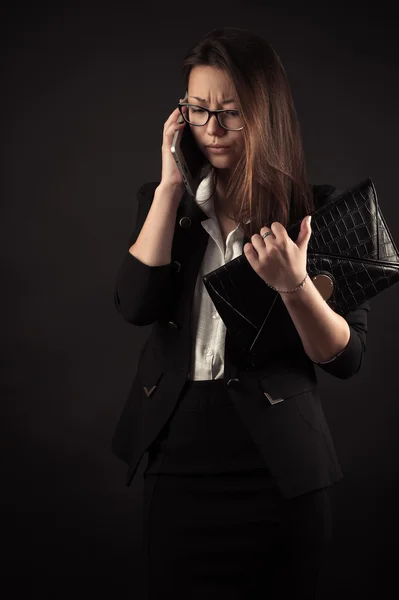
[164,107,184,129]
[168,119,186,136]
[258,227,273,244]
[270,222,288,242]
[260,226,273,235]
[250,234,266,254]
[164,114,186,137]
[244,242,255,254]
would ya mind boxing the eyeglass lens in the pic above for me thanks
[184,105,243,130]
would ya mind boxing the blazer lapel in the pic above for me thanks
[177,187,253,246]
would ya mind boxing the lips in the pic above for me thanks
[206,146,232,154]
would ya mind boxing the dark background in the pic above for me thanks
[2,0,398,595]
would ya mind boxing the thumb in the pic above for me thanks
[296,215,312,248]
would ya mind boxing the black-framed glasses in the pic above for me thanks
[178,102,244,131]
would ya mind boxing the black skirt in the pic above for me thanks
[143,379,332,599]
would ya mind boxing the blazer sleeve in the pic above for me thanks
[113,181,174,326]
[313,300,371,379]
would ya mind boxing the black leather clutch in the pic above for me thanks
[202,178,399,352]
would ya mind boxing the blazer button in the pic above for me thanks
[171,260,181,272]
[167,320,180,330]
[179,217,191,228]
[226,378,240,387]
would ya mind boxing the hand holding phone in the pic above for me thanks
[160,106,188,195]
[170,101,210,197]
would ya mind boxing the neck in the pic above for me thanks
[214,169,230,205]
[214,170,235,220]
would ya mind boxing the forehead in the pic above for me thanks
[188,65,236,100]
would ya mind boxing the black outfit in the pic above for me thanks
[143,379,332,598]
[112,182,370,598]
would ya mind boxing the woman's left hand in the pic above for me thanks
[243,216,312,291]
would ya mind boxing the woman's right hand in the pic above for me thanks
[160,105,187,193]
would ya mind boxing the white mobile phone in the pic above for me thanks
[171,119,209,197]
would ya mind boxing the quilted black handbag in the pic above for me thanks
[202,178,399,352]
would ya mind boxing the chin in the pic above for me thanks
[208,155,234,164]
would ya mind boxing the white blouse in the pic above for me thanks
[188,170,248,381]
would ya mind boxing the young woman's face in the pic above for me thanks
[186,65,245,169]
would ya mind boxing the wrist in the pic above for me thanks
[280,273,313,307]
[266,272,309,295]
[157,181,185,200]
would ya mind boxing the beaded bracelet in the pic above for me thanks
[264,272,309,294]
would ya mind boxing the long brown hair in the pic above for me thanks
[182,27,314,238]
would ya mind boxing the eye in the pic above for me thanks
[225,110,240,117]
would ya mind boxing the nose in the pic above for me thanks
[206,113,225,137]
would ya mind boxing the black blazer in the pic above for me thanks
[112,181,370,499]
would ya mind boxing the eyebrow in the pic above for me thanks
[188,95,236,105]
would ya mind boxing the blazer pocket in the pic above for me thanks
[139,369,164,400]
[293,391,325,434]
[258,369,316,405]
[258,370,323,433]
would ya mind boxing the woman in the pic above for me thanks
[112,27,370,598]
